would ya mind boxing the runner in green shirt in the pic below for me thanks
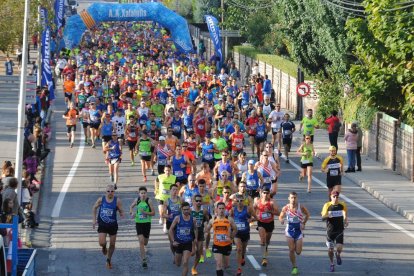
[299,109,319,142]
[211,130,228,161]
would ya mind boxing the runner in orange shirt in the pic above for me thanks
[63,75,76,106]
[62,102,79,148]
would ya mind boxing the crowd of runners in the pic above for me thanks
[57,22,349,275]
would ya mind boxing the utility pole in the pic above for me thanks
[37,5,41,86]
[16,0,31,204]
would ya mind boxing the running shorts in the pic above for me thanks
[257,220,275,233]
[212,244,232,256]
[136,222,151,239]
[97,223,118,236]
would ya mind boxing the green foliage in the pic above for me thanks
[346,0,414,125]
[342,95,378,130]
[314,77,343,127]
[233,45,298,76]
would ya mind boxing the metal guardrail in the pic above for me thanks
[22,249,37,276]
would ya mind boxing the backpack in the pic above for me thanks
[333,120,342,133]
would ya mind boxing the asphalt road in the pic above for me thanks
[29,84,414,276]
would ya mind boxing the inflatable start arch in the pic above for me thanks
[63,2,194,53]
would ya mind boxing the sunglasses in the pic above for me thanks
[223,192,230,194]
[262,155,268,157]
[107,190,114,193]
[195,200,202,203]
[262,192,269,194]
[190,180,196,182]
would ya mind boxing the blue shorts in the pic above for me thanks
[285,226,303,241]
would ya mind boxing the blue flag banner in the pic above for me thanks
[40,7,48,30]
[204,15,223,64]
[41,28,55,100]
[62,2,194,53]
[54,0,65,30]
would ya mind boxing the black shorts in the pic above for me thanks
[136,222,151,239]
[196,228,205,242]
[212,244,232,256]
[166,220,173,230]
[141,155,151,162]
[127,140,137,150]
[272,127,280,135]
[247,189,260,199]
[232,149,243,157]
[150,146,155,153]
[257,220,275,233]
[90,122,100,129]
[102,135,112,142]
[177,177,188,185]
[82,122,89,128]
[97,223,118,236]
[158,164,166,174]
[117,134,125,140]
[283,138,292,146]
[173,132,182,140]
[174,242,193,254]
[202,160,215,170]
[67,125,76,133]
[255,138,266,145]
[326,231,344,248]
[327,176,342,188]
[235,232,250,242]
[64,92,73,100]
[301,162,313,169]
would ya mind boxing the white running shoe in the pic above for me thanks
[159,217,163,225]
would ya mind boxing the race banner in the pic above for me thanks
[54,0,65,30]
[40,7,48,30]
[41,27,55,100]
[204,15,223,64]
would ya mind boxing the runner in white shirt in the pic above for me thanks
[267,103,284,155]
[111,109,126,150]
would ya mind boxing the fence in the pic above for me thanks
[189,25,319,115]
[364,112,414,181]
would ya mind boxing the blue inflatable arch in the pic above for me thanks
[63,2,194,53]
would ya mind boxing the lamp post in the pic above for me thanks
[15,0,31,204]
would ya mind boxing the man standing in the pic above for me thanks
[321,191,349,272]
[325,110,341,150]
[92,184,125,269]
[243,62,251,84]
[205,201,238,276]
[169,202,197,276]
[262,75,272,101]
[4,57,14,75]
[129,186,155,269]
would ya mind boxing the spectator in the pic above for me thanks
[23,151,39,183]
[243,62,250,84]
[356,122,363,171]
[344,122,358,173]
[325,110,341,150]
[1,177,19,215]
[4,57,14,75]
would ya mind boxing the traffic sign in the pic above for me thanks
[296,82,311,97]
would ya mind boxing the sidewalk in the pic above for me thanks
[291,120,414,223]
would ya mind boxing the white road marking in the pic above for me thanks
[285,156,414,239]
[51,129,85,218]
[247,254,261,270]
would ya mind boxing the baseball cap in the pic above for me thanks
[329,146,337,151]
[206,133,212,138]
[331,191,340,196]
[248,160,255,165]
[159,136,166,141]
[262,186,270,192]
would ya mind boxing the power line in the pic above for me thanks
[384,2,414,12]
[323,0,366,17]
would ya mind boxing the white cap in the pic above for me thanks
[159,136,166,141]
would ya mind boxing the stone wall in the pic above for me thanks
[364,112,414,181]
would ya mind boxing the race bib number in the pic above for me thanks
[204,153,213,160]
[236,144,243,149]
[186,127,193,132]
[263,177,271,183]
[257,131,265,137]
[179,228,191,236]
[175,171,184,177]
[173,125,181,132]
[216,234,228,241]
[158,159,167,165]
[141,152,149,156]
[139,213,148,219]
[236,222,246,231]
[139,119,146,125]
[329,170,339,176]
[261,212,271,220]
[284,130,292,136]
[302,160,310,164]
[70,118,76,125]
[247,180,256,187]
[101,208,113,217]
[129,132,136,138]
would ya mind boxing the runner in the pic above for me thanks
[254,116,269,159]
[255,150,279,196]
[228,124,244,162]
[63,74,75,106]
[205,201,237,276]
[155,165,178,231]
[212,171,236,202]
[321,146,344,198]
[129,186,155,269]
[321,191,349,272]
[62,102,79,148]
[211,130,228,163]
[164,184,182,245]
[191,194,209,275]
[179,174,200,207]
[80,102,90,144]
[104,133,122,189]
[137,130,153,182]
[234,152,248,186]
[214,151,235,182]
[125,116,140,166]
[242,160,263,199]
[230,193,256,276]
[92,184,125,269]
[88,102,102,148]
[100,113,114,152]
[172,145,190,186]
[299,108,319,142]
[198,133,217,170]
[297,136,315,193]
[196,162,213,189]
[278,191,310,275]
[267,103,284,155]
[253,187,279,267]
[280,113,296,163]
[169,202,197,276]
[111,109,126,150]
[155,136,173,175]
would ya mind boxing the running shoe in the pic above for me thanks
[278,151,282,157]
[142,258,148,269]
[114,184,117,190]
[102,245,107,256]
[70,143,73,148]
[299,175,304,181]
[106,259,112,269]
[330,264,335,272]
[131,161,135,166]
[236,268,242,276]
[159,217,163,225]
[335,252,342,265]
[261,258,267,267]
[291,267,299,275]
[92,144,96,148]
[199,255,204,263]
[191,266,198,275]
[163,223,167,234]
[241,258,245,266]
[205,248,212,258]
[144,176,147,182]
[151,169,155,176]
[286,159,290,163]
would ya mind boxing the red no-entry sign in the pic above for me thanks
[296,82,311,97]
